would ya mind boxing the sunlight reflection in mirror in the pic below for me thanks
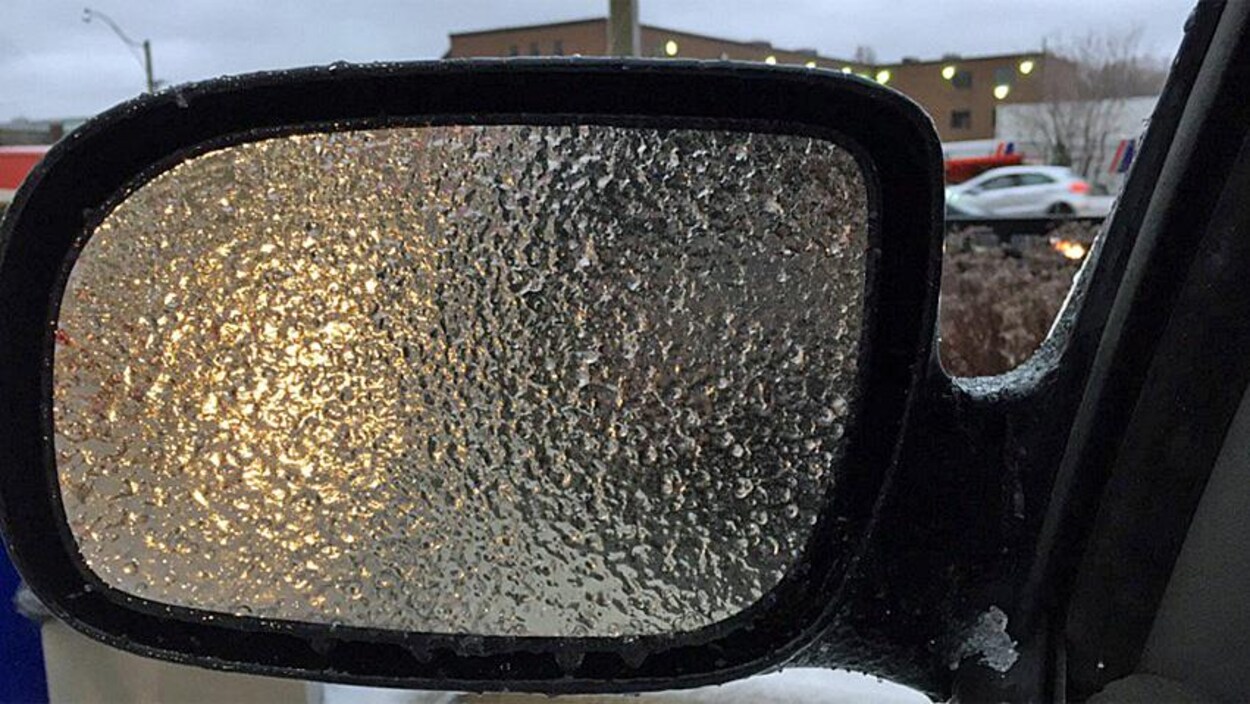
[54,124,868,636]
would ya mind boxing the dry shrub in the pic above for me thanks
[938,224,1097,377]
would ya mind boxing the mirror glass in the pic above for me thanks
[53,124,869,637]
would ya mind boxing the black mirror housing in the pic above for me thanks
[0,59,943,694]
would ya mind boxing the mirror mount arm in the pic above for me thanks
[805,320,1106,699]
[790,363,1062,698]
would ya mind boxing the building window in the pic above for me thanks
[994,66,1015,86]
[529,42,540,56]
[952,69,973,89]
[553,40,564,56]
[509,45,519,56]
[951,110,972,130]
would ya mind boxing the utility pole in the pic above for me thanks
[83,8,156,93]
[608,0,640,57]
[143,40,155,94]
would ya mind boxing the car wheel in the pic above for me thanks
[1048,202,1075,216]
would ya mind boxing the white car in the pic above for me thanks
[945,165,1114,218]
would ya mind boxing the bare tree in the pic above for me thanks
[1016,29,1168,181]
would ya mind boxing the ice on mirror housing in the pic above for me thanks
[53,124,869,637]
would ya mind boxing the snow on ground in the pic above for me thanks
[318,668,932,703]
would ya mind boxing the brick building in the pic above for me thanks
[0,118,84,146]
[445,18,1067,141]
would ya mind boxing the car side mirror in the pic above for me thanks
[0,60,942,695]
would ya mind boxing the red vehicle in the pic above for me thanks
[0,146,49,205]
[944,152,1025,184]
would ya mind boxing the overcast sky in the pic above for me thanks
[1,0,1195,122]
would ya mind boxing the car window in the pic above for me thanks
[1017,173,1056,186]
[978,175,1020,190]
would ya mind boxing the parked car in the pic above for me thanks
[945,164,1114,217]
[944,197,986,218]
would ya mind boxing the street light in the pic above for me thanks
[82,8,156,93]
